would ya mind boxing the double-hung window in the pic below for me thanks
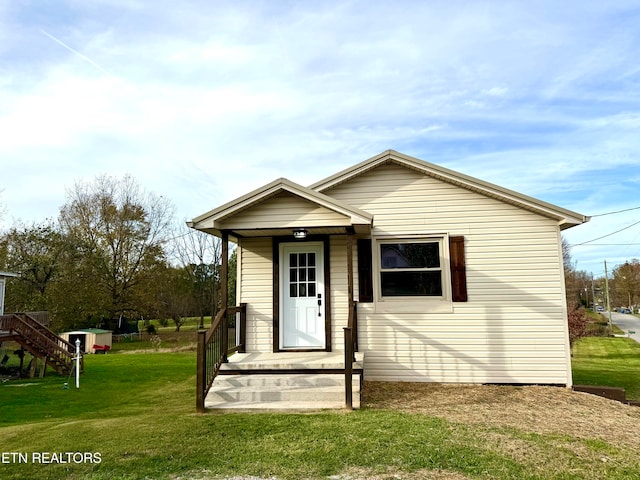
[379,240,443,298]
[357,236,466,308]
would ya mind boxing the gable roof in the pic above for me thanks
[63,328,112,335]
[310,150,589,230]
[189,177,373,238]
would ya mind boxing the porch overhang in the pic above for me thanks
[188,178,373,239]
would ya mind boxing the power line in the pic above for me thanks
[574,243,640,246]
[570,219,640,247]
[591,206,640,217]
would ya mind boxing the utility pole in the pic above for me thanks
[604,260,613,331]
[591,273,595,310]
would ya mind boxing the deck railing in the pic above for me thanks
[196,303,247,413]
[0,312,78,376]
[19,311,51,328]
[344,301,358,410]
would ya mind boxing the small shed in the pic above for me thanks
[60,329,113,354]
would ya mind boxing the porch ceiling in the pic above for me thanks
[220,225,368,239]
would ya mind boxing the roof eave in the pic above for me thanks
[311,149,589,228]
[189,178,373,237]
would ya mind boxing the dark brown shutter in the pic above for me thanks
[357,239,374,302]
[449,236,468,302]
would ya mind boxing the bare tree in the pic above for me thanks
[170,223,221,328]
[0,188,6,226]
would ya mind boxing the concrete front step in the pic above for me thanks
[220,352,364,372]
[205,373,361,410]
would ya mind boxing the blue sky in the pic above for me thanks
[1,0,639,277]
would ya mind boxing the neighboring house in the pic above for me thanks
[190,150,588,409]
[0,271,18,316]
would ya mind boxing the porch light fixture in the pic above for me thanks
[293,229,308,239]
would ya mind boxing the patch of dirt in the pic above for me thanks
[330,467,473,480]
[174,470,470,480]
[118,344,196,354]
[362,382,640,449]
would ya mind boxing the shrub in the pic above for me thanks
[150,335,162,351]
[568,302,588,347]
[586,321,609,337]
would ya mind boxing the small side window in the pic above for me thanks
[357,239,373,302]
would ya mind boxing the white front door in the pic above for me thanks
[280,242,325,349]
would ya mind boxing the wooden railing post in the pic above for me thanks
[196,301,249,413]
[344,326,353,411]
[196,329,206,413]
[238,303,247,353]
[346,231,355,328]
[221,231,229,362]
[352,302,358,359]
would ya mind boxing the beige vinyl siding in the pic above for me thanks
[326,162,571,384]
[220,192,351,230]
[238,237,273,352]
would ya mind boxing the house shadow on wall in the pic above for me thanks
[362,266,571,387]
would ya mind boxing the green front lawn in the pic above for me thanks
[0,346,639,479]
[572,336,640,400]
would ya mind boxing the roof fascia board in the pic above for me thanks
[190,177,288,226]
[190,177,372,231]
[309,149,393,192]
[311,150,588,227]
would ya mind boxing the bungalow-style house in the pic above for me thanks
[189,150,588,411]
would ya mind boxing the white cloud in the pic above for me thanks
[1,0,640,274]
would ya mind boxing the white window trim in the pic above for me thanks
[365,234,453,314]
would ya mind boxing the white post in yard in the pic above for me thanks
[75,338,81,389]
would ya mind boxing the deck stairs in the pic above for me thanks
[205,352,364,410]
[0,313,76,376]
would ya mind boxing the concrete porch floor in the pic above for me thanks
[220,351,364,372]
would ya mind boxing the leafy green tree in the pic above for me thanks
[0,221,67,313]
[59,175,174,324]
[153,264,194,332]
[228,249,237,308]
[612,260,640,310]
